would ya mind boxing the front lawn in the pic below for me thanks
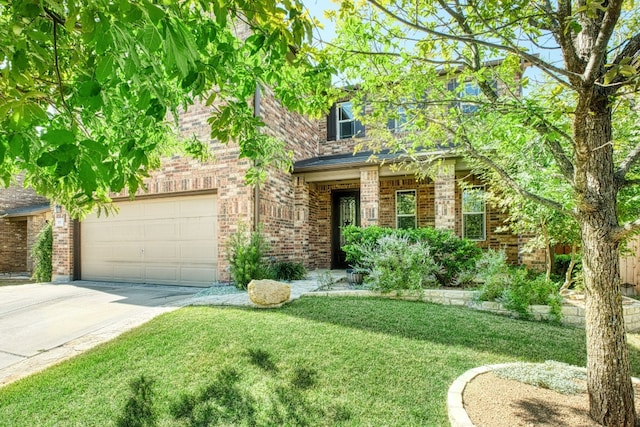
[0,278,35,287]
[2,297,640,426]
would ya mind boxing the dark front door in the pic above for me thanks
[332,191,360,269]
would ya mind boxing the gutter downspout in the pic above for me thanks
[253,85,261,232]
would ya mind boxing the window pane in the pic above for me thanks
[398,215,416,229]
[464,214,485,240]
[339,121,354,138]
[462,188,485,213]
[397,191,416,215]
[338,102,354,121]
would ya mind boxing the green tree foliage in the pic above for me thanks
[0,0,333,216]
[31,221,52,282]
[327,0,640,423]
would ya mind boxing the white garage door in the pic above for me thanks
[81,194,217,286]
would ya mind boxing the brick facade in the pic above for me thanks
[0,175,51,274]
[49,79,532,283]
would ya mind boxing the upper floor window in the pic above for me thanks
[387,106,408,132]
[327,101,365,141]
[447,80,495,114]
[396,190,417,229]
[462,186,486,240]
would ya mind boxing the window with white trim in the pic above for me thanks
[462,186,486,240]
[396,190,417,229]
[338,101,363,139]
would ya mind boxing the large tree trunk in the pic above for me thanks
[582,221,635,426]
[575,89,636,425]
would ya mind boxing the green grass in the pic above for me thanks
[2,296,640,426]
[0,278,35,287]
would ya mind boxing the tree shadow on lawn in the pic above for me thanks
[277,296,640,374]
[117,347,351,427]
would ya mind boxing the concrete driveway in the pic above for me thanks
[0,281,201,386]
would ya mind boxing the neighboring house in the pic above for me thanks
[0,174,51,275]
[48,83,529,286]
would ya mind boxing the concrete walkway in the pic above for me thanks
[0,270,343,387]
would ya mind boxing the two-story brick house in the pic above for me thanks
[47,84,525,286]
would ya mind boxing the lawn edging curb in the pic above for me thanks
[447,363,640,427]
[447,363,513,427]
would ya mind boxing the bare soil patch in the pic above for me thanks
[464,371,640,426]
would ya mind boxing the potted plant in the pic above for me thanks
[346,265,366,285]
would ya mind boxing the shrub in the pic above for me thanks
[341,225,482,286]
[31,221,52,282]
[271,261,306,281]
[226,225,272,290]
[476,250,563,322]
[362,234,440,292]
[475,249,511,301]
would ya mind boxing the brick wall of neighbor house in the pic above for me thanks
[0,219,27,272]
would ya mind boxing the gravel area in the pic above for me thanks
[464,371,640,426]
[193,284,244,297]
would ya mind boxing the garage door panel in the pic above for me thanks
[180,267,216,284]
[82,194,218,286]
[180,220,216,239]
[180,244,216,260]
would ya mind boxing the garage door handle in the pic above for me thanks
[141,248,145,255]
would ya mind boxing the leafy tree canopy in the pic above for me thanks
[325,0,640,424]
[0,0,333,216]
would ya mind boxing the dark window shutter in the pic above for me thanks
[327,104,337,141]
[355,103,366,138]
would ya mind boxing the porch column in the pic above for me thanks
[51,205,74,282]
[293,176,313,268]
[360,166,379,227]
[434,160,456,231]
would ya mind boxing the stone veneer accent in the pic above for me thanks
[359,167,379,227]
[434,160,456,230]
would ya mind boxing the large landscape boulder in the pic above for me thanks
[247,279,291,308]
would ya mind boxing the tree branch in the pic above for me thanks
[582,0,625,86]
[428,117,574,216]
[613,218,640,243]
[366,0,577,83]
[555,0,582,78]
[50,17,74,124]
[616,141,640,182]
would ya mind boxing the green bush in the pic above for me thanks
[362,234,440,292]
[226,225,272,290]
[31,221,52,282]
[341,225,482,286]
[271,261,306,281]
[475,250,563,322]
[475,249,511,301]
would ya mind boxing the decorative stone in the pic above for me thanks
[247,279,291,308]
